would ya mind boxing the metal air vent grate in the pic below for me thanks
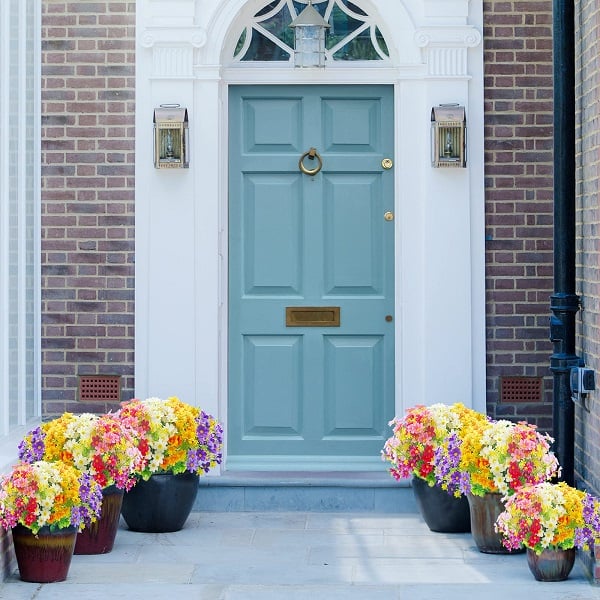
[79,375,121,402]
[500,376,543,403]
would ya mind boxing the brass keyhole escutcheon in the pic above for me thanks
[382,158,393,170]
[384,211,394,221]
[385,315,393,322]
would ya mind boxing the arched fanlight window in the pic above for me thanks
[233,0,390,64]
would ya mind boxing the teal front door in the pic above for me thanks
[228,85,395,470]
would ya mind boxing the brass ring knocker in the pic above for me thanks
[299,147,323,176]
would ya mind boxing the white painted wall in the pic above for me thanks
[135,0,487,470]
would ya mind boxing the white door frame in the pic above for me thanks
[135,0,486,473]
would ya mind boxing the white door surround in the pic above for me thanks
[135,0,486,472]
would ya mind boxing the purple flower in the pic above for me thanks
[77,472,103,524]
[575,526,593,548]
[195,412,211,441]
[186,449,202,472]
[583,494,600,535]
[433,433,469,495]
[18,427,46,463]
[70,506,86,529]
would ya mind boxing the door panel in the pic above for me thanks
[229,85,394,470]
[323,173,383,294]
[243,174,302,294]
[243,335,302,435]
[323,335,384,435]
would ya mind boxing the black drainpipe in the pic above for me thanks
[549,0,579,486]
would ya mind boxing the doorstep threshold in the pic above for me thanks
[198,471,409,488]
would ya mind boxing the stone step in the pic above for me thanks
[195,471,414,513]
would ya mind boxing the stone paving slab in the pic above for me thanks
[1,512,599,599]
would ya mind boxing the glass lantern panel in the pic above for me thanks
[294,27,325,67]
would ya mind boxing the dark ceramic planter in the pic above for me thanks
[12,524,77,583]
[412,476,471,533]
[527,547,576,581]
[121,471,199,533]
[74,485,124,554]
[467,492,525,554]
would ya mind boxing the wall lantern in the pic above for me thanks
[431,104,466,168]
[153,104,189,169]
[290,0,330,68]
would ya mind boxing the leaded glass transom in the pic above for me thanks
[234,0,390,63]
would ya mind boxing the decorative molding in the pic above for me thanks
[141,26,207,79]
[414,26,482,49]
[152,46,195,79]
[414,26,481,77]
[427,47,467,76]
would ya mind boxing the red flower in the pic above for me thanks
[422,445,434,464]
[138,438,150,457]
[23,498,37,526]
[92,455,105,473]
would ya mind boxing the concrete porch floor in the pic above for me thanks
[1,509,599,600]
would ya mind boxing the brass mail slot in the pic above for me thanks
[286,306,340,327]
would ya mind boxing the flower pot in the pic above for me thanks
[526,547,576,581]
[412,476,471,533]
[467,492,525,554]
[121,471,199,533]
[11,524,77,583]
[74,485,124,554]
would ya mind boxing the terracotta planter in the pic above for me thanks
[11,524,77,583]
[526,547,576,581]
[121,471,199,533]
[467,492,525,554]
[74,485,124,554]
[412,476,471,533]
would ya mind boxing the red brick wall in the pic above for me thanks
[41,1,136,417]
[574,0,600,495]
[483,0,555,430]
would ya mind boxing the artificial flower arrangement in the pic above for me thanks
[448,418,560,497]
[0,460,102,534]
[116,396,223,480]
[381,403,487,494]
[495,481,600,554]
[18,412,144,491]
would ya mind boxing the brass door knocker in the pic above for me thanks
[299,147,323,176]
